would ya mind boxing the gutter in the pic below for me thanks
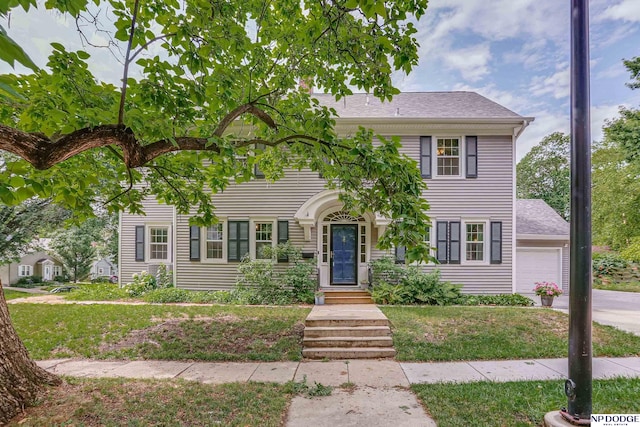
[514,118,534,140]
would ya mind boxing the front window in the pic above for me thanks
[436,137,460,176]
[53,266,62,277]
[150,227,169,260]
[255,222,273,259]
[465,223,485,261]
[98,268,104,275]
[206,224,224,259]
[18,265,32,276]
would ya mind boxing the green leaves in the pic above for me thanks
[0,25,38,71]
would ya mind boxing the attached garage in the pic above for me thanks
[515,247,563,294]
[515,200,570,294]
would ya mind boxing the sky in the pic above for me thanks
[2,0,640,160]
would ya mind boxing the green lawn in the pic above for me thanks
[3,289,41,300]
[9,303,310,361]
[382,306,640,361]
[413,378,640,427]
[8,378,292,427]
[594,281,640,293]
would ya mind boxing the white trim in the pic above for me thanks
[517,234,569,241]
[146,224,172,263]
[201,222,227,263]
[512,131,517,293]
[118,210,123,288]
[172,206,177,289]
[250,218,277,259]
[432,136,464,179]
[461,220,490,265]
[18,265,33,277]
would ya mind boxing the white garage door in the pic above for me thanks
[516,248,562,294]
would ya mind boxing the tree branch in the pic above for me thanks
[118,0,141,125]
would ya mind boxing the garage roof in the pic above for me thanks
[516,199,569,239]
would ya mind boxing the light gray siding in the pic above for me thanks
[122,135,516,294]
[119,199,175,286]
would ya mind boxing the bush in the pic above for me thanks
[620,238,640,263]
[91,276,111,284]
[370,256,405,285]
[370,267,463,306]
[124,264,174,297]
[235,243,316,305]
[461,293,534,306]
[592,253,628,276]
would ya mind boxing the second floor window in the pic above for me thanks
[436,137,460,176]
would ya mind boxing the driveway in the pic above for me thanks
[539,289,640,336]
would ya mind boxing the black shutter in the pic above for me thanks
[420,136,432,179]
[277,220,289,262]
[466,136,478,178]
[436,221,448,263]
[228,221,250,261]
[395,246,406,264]
[189,226,200,261]
[135,226,145,261]
[254,143,265,179]
[490,221,502,264]
[449,222,461,264]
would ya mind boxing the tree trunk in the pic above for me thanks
[0,280,61,424]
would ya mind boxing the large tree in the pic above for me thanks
[0,0,431,422]
[516,132,570,220]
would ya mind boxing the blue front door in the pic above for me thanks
[331,224,357,285]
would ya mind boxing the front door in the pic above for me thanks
[43,265,52,281]
[330,224,357,285]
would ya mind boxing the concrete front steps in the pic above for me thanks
[323,289,374,304]
[302,304,396,359]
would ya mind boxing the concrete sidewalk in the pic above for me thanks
[37,357,640,386]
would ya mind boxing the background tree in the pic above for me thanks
[51,219,102,282]
[593,56,640,249]
[0,0,431,422]
[0,199,69,266]
[516,132,571,220]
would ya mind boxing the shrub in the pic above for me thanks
[592,253,628,276]
[461,294,534,306]
[91,277,111,284]
[370,267,463,306]
[125,270,157,297]
[143,288,192,303]
[235,243,316,305]
[370,256,405,285]
[620,238,640,263]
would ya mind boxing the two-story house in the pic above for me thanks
[118,92,569,294]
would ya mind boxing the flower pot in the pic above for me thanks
[315,295,325,305]
[540,295,554,307]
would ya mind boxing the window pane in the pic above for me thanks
[207,242,223,259]
[436,138,460,176]
[206,224,223,259]
[255,222,273,259]
[466,223,484,261]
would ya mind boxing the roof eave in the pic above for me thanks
[517,233,569,241]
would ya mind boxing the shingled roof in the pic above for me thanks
[314,92,527,120]
[516,199,569,237]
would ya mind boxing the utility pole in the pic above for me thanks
[561,0,592,424]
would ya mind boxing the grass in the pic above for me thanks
[413,378,640,427]
[594,280,640,293]
[3,289,42,300]
[8,303,310,361]
[8,377,292,427]
[382,306,640,361]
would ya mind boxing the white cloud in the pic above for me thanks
[601,0,640,22]
[443,44,491,82]
[516,110,569,161]
[529,66,570,100]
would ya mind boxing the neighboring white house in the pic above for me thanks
[90,257,118,280]
[118,92,568,294]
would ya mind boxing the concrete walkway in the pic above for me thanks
[37,356,640,385]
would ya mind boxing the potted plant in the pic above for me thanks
[533,281,563,307]
[314,290,325,305]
